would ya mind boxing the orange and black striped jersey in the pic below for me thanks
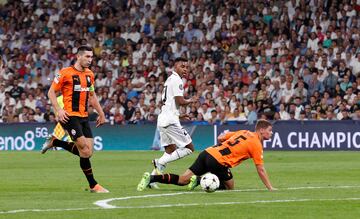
[51,66,95,117]
[206,130,264,168]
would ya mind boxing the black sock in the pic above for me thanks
[53,139,79,156]
[80,157,98,188]
[196,176,201,185]
[150,174,181,185]
[187,176,201,188]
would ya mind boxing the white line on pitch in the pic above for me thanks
[2,197,360,214]
[0,207,97,214]
[94,185,360,209]
[1,185,360,214]
[108,197,360,209]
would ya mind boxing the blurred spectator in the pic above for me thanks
[308,72,325,96]
[279,103,290,120]
[246,101,257,125]
[1,0,360,124]
[10,80,24,99]
[323,67,338,95]
[123,100,135,121]
[129,110,145,124]
[340,75,352,92]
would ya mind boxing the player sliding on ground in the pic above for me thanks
[137,119,276,191]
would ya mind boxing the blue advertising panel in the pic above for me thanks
[0,123,214,151]
[216,121,360,151]
[2,121,359,151]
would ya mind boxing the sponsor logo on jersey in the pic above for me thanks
[54,73,61,84]
[179,84,183,90]
[74,84,91,92]
[71,129,76,136]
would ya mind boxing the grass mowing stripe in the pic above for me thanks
[1,185,359,214]
[1,151,359,218]
[2,197,360,214]
[0,208,97,214]
[95,185,360,208]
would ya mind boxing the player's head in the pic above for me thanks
[174,57,189,78]
[76,45,93,69]
[255,119,273,140]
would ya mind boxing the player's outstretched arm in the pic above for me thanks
[255,164,276,191]
[175,95,198,106]
[89,91,105,127]
[179,114,191,121]
[217,131,235,143]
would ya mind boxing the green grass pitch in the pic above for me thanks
[0,151,359,219]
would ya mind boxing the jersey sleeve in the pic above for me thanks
[51,70,65,92]
[172,78,184,97]
[250,141,264,165]
[89,72,95,92]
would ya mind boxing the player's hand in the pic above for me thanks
[217,130,229,142]
[190,95,199,103]
[217,137,225,143]
[96,113,106,127]
[57,109,69,123]
[180,114,190,121]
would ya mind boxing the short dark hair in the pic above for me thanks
[174,57,188,63]
[77,45,93,54]
[255,119,272,131]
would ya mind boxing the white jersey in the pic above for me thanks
[157,71,184,127]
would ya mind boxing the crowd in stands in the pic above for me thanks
[1,0,360,125]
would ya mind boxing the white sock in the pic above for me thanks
[158,148,193,165]
[157,152,171,166]
[151,169,158,175]
[149,169,158,187]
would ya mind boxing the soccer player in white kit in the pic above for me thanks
[148,57,198,188]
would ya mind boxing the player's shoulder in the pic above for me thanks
[60,67,94,76]
[246,131,263,148]
[235,130,251,136]
[168,73,182,84]
[84,68,94,76]
[59,66,75,75]
[238,130,259,141]
[60,66,74,72]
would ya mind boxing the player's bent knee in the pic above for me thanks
[185,143,194,152]
[78,148,93,158]
[224,180,235,190]
[164,144,176,154]
[75,136,87,148]
[80,151,92,158]
[178,175,190,185]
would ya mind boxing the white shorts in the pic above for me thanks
[158,123,192,148]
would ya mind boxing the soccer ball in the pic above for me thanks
[200,173,220,193]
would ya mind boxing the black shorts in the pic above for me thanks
[60,116,93,141]
[189,150,233,181]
